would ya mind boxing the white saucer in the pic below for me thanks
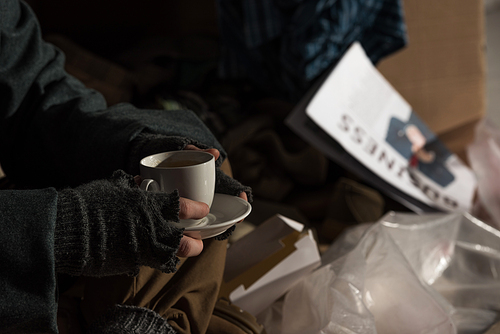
[182,193,252,239]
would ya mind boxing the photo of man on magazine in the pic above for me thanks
[385,112,455,188]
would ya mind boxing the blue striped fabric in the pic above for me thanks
[216,0,407,101]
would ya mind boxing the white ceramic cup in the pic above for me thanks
[140,151,216,228]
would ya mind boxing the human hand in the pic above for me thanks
[177,197,208,257]
[134,174,209,258]
[184,145,251,242]
[56,170,189,277]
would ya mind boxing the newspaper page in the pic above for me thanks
[287,42,476,212]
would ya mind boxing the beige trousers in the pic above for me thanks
[58,238,248,334]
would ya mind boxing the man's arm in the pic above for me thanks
[0,0,226,188]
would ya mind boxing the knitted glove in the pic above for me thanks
[55,170,184,277]
[86,305,177,334]
[215,168,253,202]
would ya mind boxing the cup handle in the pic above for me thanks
[140,179,160,192]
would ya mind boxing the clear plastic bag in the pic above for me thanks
[468,117,500,230]
[257,212,500,334]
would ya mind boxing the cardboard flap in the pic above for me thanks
[219,230,302,301]
[220,214,321,316]
[224,214,305,282]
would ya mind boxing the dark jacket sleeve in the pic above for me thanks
[0,1,229,333]
[0,188,59,334]
[0,0,226,189]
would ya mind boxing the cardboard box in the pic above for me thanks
[377,0,486,163]
[220,214,321,316]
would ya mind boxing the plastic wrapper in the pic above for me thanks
[468,117,500,230]
[257,212,500,334]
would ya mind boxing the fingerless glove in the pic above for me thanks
[54,170,183,277]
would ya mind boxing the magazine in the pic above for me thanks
[286,42,476,212]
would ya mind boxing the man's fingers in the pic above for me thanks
[238,191,248,201]
[177,198,207,257]
[179,197,210,220]
[177,236,203,257]
[204,148,220,161]
[184,144,220,161]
